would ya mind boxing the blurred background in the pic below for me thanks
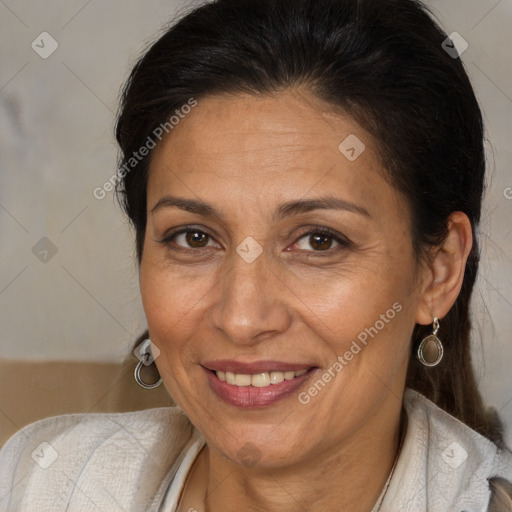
[0,0,511,446]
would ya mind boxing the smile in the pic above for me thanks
[215,369,308,387]
[202,362,318,408]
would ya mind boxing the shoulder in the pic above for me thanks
[0,407,195,511]
[393,388,512,510]
[404,388,512,467]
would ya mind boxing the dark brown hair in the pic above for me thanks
[115,0,508,457]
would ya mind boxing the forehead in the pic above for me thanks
[146,89,397,220]
[151,90,367,164]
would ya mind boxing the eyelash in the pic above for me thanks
[156,225,351,255]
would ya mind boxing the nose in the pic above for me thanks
[209,246,292,346]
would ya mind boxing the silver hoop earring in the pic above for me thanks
[417,317,444,367]
[134,360,162,389]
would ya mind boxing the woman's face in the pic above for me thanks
[140,89,427,469]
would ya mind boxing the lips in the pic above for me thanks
[201,360,319,408]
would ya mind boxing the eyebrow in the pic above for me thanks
[150,195,371,221]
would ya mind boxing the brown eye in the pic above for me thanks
[158,228,219,252]
[308,233,335,251]
[184,230,209,248]
[295,229,346,252]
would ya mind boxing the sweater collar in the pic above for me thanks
[380,388,501,511]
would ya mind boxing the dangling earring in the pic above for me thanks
[417,317,444,367]
[134,359,162,389]
[134,338,162,389]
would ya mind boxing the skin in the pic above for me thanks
[139,88,473,512]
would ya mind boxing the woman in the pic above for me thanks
[1,0,511,510]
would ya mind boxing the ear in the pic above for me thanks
[415,212,473,326]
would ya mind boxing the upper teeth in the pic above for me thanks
[216,369,308,387]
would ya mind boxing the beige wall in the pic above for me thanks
[0,0,511,444]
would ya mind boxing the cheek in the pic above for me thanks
[140,251,196,320]
[138,257,214,362]
[302,253,418,378]
[139,260,181,353]
[297,254,413,332]
[138,264,196,398]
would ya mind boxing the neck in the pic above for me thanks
[197,396,406,512]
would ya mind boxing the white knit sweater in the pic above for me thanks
[0,388,511,511]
